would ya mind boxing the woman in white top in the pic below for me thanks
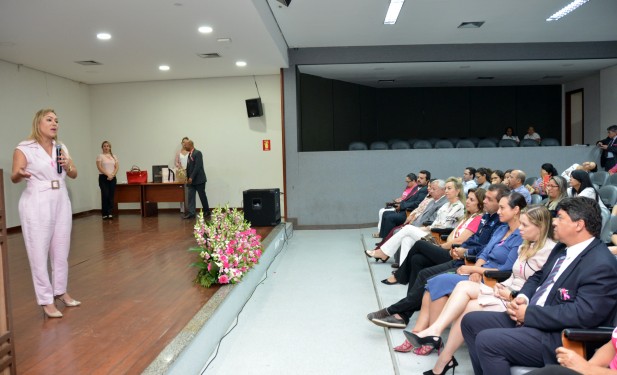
[501,127,520,144]
[96,141,119,219]
[366,177,465,264]
[174,137,190,213]
[567,169,607,211]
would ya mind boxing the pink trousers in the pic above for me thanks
[19,180,72,305]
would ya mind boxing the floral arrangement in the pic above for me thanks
[189,206,262,288]
[558,288,571,301]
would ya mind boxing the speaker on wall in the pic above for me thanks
[243,188,281,226]
[276,0,291,6]
[245,98,263,118]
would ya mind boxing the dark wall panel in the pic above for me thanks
[469,87,517,138]
[516,86,562,139]
[420,87,470,138]
[332,80,361,150]
[299,74,333,151]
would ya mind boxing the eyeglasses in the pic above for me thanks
[546,184,559,188]
[405,180,412,183]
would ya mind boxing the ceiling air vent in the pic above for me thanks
[75,60,102,66]
[542,75,563,79]
[476,76,494,80]
[458,21,485,29]
[197,53,221,58]
[378,79,395,84]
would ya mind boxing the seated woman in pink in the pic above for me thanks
[374,173,417,238]
[526,326,617,374]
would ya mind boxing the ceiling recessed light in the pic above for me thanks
[97,33,111,40]
[236,61,247,67]
[159,65,170,71]
[547,0,590,21]
[198,26,213,34]
[384,0,405,25]
[217,38,232,43]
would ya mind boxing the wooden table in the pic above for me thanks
[114,182,185,216]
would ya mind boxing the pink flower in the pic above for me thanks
[218,275,229,284]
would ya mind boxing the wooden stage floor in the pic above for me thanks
[6,212,272,374]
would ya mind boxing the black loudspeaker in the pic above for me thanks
[243,188,281,226]
[245,98,263,118]
[276,0,291,6]
[152,165,167,183]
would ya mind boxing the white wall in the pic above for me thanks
[1,58,284,228]
[601,64,617,127]
[89,75,283,211]
[0,61,93,228]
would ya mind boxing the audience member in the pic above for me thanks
[96,140,119,220]
[374,173,418,238]
[524,126,542,143]
[567,170,607,211]
[490,170,505,185]
[502,127,520,144]
[527,329,617,374]
[379,171,430,237]
[406,192,525,345]
[405,205,554,373]
[508,169,532,204]
[597,125,617,171]
[366,184,510,329]
[463,167,477,194]
[475,168,492,190]
[503,169,514,188]
[527,163,559,197]
[544,176,568,217]
[561,161,597,182]
[366,178,464,264]
[461,197,617,374]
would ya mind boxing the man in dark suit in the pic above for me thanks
[379,170,430,238]
[184,140,210,219]
[596,124,617,171]
[461,197,617,374]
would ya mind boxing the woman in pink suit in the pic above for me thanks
[11,109,81,318]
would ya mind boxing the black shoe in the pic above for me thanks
[404,330,443,350]
[366,308,389,321]
[381,278,397,285]
[423,357,458,375]
[371,315,406,329]
[391,263,399,268]
[183,214,195,219]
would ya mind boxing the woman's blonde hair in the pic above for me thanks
[519,205,552,260]
[28,108,57,144]
[101,140,114,158]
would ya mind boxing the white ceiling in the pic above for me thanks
[1,0,616,86]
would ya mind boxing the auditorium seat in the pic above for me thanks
[541,138,560,146]
[448,137,460,145]
[524,177,537,187]
[498,139,518,147]
[427,137,440,147]
[466,137,480,146]
[530,194,543,205]
[348,141,368,150]
[434,140,454,148]
[407,138,418,147]
[413,140,432,149]
[608,173,617,186]
[599,185,617,209]
[390,140,411,149]
[455,139,476,148]
[369,141,388,150]
[387,138,404,147]
[477,139,497,148]
[600,207,611,243]
[520,139,540,147]
[591,171,609,188]
[486,137,500,144]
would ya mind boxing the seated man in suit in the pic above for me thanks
[597,125,617,172]
[379,170,430,238]
[461,197,617,375]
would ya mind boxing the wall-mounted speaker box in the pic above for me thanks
[276,0,291,6]
[243,188,281,226]
[245,98,263,118]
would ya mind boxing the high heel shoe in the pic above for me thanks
[404,330,442,353]
[55,295,81,307]
[364,249,390,263]
[423,357,458,375]
[42,306,63,318]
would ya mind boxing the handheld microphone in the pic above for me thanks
[56,144,63,174]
